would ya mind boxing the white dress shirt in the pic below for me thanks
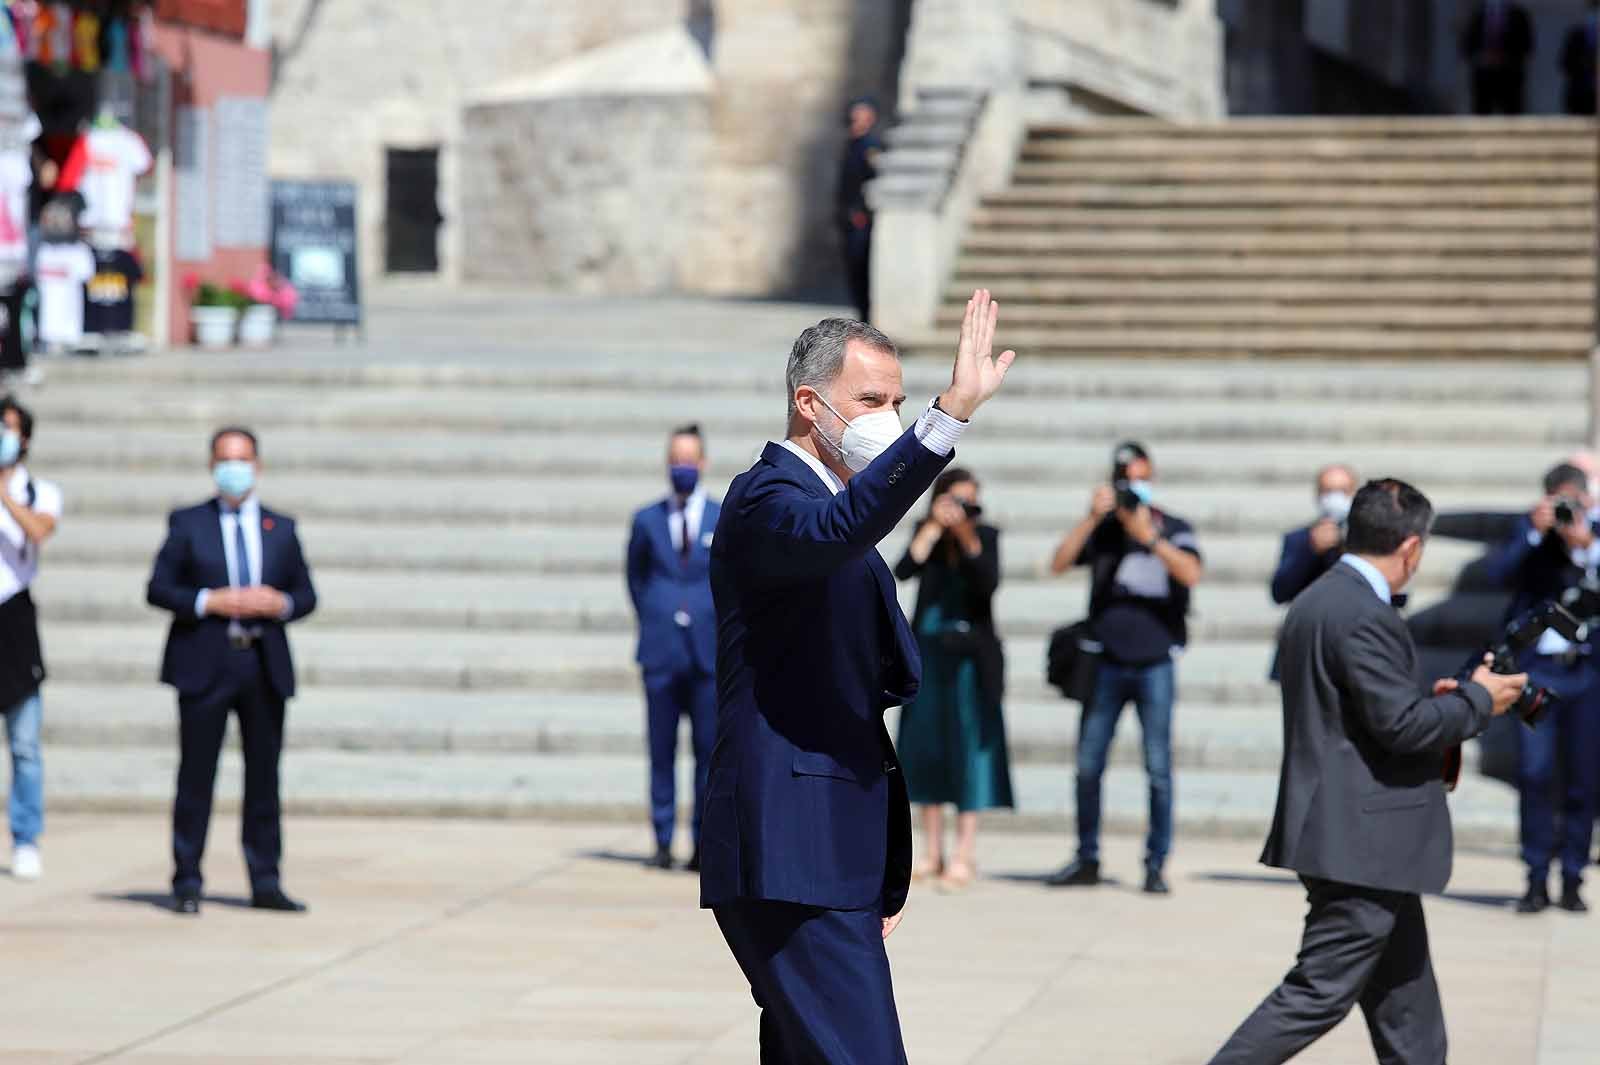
[0,465,63,604]
[194,494,293,621]
[772,399,968,497]
[1339,553,1392,605]
[669,488,708,553]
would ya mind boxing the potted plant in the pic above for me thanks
[237,266,297,347]
[187,276,244,349]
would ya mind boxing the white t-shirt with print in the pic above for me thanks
[0,465,63,604]
[35,240,95,345]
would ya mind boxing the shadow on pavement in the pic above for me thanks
[577,848,696,872]
[1193,873,1522,911]
[96,891,254,913]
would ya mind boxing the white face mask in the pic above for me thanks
[814,391,903,473]
[1318,491,1353,524]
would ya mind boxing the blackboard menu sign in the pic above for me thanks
[270,180,361,325]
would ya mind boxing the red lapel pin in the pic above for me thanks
[262,518,275,532]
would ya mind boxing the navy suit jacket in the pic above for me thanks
[699,428,953,916]
[626,495,720,677]
[1271,525,1341,607]
[1484,515,1586,656]
[146,499,317,701]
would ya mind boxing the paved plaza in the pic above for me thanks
[0,814,1594,1064]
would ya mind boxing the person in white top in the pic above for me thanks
[0,395,61,881]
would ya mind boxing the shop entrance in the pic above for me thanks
[384,147,441,273]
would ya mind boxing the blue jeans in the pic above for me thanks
[3,690,43,846]
[1076,659,1175,871]
[1518,658,1599,885]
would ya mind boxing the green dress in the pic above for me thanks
[896,565,1015,811]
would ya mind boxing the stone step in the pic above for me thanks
[942,278,1593,305]
[20,422,1574,487]
[35,621,1278,704]
[932,327,1592,358]
[32,682,1297,770]
[29,517,1490,593]
[1021,136,1597,162]
[1010,159,1596,184]
[933,303,1588,331]
[959,229,1591,256]
[28,743,1520,844]
[1027,115,1593,138]
[952,253,1593,281]
[27,349,1585,404]
[25,562,1463,643]
[967,206,1595,232]
[986,184,1594,208]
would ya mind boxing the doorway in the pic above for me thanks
[384,147,442,273]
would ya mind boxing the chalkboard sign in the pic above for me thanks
[270,180,361,325]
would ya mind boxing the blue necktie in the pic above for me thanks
[232,512,250,588]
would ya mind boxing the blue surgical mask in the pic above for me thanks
[669,464,700,497]
[0,429,19,467]
[213,460,256,499]
[1129,480,1154,505]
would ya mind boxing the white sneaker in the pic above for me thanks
[11,844,40,880]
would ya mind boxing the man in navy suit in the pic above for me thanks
[1269,464,1357,681]
[701,291,1016,1062]
[146,427,317,916]
[1484,461,1600,914]
[627,424,721,871]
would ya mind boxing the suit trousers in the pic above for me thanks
[714,900,908,1065]
[171,645,286,896]
[1517,657,1599,885]
[1208,876,1446,1065]
[644,666,716,849]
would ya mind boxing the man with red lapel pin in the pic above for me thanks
[147,426,317,916]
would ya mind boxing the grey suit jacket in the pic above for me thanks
[1260,562,1494,896]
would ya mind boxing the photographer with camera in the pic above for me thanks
[1483,461,1600,914]
[1046,441,1203,895]
[1271,464,1358,607]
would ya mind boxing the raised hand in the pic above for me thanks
[939,288,1017,421]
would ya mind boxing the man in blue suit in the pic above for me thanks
[627,424,721,871]
[1268,464,1357,682]
[701,291,1016,1062]
[1484,461,1600,914]
[146,427,317,916]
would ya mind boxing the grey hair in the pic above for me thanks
[785,318,899,419]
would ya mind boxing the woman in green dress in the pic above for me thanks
[893,467,1013,890]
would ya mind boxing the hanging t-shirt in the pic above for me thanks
[34,239,93,345]
[72,10,99,72]
[78,125,151,236]
[46,3,70,67]
[0,112,39,281]
[83,248,141,333]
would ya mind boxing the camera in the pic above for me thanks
[959,500,983,520]
[1553,495,1585,528]
[1460,600,1589,726]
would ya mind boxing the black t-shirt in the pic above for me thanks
[835,131,883,222]
[83,248,143,333]
[1078,510,1202,666]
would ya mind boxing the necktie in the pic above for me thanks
[679,509,692,563]
[232,512,250,587]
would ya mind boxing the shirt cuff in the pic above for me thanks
[278,593,295,621]
[914,400,967,457]
[194,589,210,619]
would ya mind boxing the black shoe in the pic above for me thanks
[1516,882,1550,915]
[649,846,673,870]
[250,888,308,913]
[1143,868,1170,895]
[684,849,701,873]
[1559,881,1588,914]
[173,892,201,916]
[1045,859,1100,887]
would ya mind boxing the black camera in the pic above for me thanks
[959,500,983,520]
[1553,495,1585,527]
[1460,601,1588,726]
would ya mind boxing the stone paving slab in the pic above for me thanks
[0,815,1586,1064]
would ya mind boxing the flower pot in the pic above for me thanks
[190,306,239,349]
[238,304,277,348]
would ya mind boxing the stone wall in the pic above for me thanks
[267,0,686,280]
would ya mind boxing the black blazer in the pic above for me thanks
[1260,563,1493,896]
[1461,3,1535,66]
[146,499,317,700]
[893,523,1004,706]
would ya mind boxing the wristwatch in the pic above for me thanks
[931,395,969,423]
[1141,535,1163,552]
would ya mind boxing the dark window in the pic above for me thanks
[384,147,442,273]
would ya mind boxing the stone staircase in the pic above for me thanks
[914,117,1597,359]
[6,288,1586,848]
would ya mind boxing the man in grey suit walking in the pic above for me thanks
[1208,479,1527,1065]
